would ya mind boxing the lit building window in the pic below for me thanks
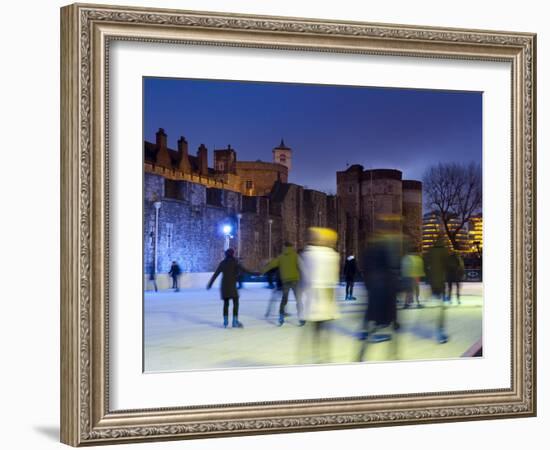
[421,212,482,254]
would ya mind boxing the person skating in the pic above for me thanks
[207,248,254,328]
[264,268,283,319]
[262,242,304,326]
[300,227,340,363]
[168,260,182,292]
[357,225,402,362]
[147,262,158,292]
[401,251,425,308]
[343,255,358,300]
[425,237,450,343]
[236,257,245,290]
[446,250,465,305]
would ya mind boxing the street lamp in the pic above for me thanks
[268,218,273,260]
[223,224,233,251]
[236,213,242,257]
[153,201,162,275]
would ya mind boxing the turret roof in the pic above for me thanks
[274,139,290,150]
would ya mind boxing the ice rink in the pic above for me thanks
[144,282,483,372]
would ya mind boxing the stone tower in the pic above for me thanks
[272,139,292,172]
[337,167,423,258]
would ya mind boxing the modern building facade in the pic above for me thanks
[421,211,483,254]
[467,214,483,254]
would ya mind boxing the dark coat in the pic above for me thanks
[168,263,181,278]
[343,258,358,281]
[148,263,156,280]
[266,267,283,290]
[207,256,251,299]
[447,253,465,282]
[361,237,400,326]
[425,242,449,295]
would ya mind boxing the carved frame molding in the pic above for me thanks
[61,3,536,446]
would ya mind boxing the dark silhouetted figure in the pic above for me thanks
[358,231,401,361]
[207,248,254,328]
[446,251,465,305]
[265,267,277,289]
[343,255,358,300]
[168,261,181,292]
[425,237,450,343]
[147,262,158,292]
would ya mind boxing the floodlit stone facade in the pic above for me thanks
[144,129,422,283]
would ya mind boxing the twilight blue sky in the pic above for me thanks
[144,77,482,194]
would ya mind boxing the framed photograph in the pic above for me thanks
[60,3,536,446]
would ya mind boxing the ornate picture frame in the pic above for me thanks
[60,3,536,446]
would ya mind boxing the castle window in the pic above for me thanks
[245,180,253,190]
[165,179,180,199]
[165,223,173,249]
[242,196,257,213]
[279,154,286,163]
[206,188,223,207]
[348,186,353,194]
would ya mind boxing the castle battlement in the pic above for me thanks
[145,128,291,196]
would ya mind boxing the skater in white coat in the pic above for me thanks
[299,227,340,363]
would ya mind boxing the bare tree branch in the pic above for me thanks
[423,162,482,250]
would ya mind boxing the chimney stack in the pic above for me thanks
[197,144,208,176]
[177,136,190,173]
[155,128,171,168]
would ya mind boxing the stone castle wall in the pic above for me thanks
[145,173,342,277]
[144,174,233,274]
[145,165,421,279]
[274,184,305,250]
[303,189,328,230]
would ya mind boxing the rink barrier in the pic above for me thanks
[144,272,219,290]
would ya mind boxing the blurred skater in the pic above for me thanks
[357,222,402,362]
[401,250,425,308]
[343,255,358,300]
[425,237,450,343]
[168,260,182,292]
[147,262,158,292]
[446,250,464,305]
[237,257,245,289]
[263,242,304,326]
[264,268,283,319]
[300,227,340,363]
[207,248,255,328]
